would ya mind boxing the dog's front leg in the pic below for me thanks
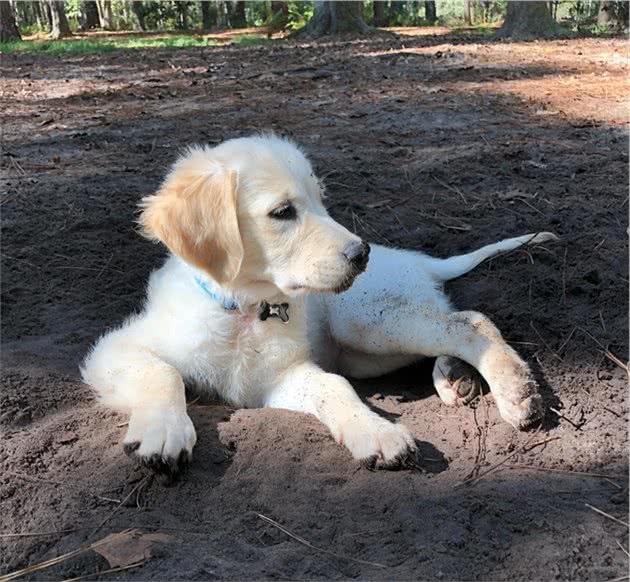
[265,361,416,467]
[82,340,196,476]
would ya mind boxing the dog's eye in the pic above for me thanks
[269,202,297,221]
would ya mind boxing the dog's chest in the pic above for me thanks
[183,303,309,406]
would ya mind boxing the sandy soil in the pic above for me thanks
[1,31,628,581]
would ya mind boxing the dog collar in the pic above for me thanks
[195,276,239,310]
[194,276,290,323]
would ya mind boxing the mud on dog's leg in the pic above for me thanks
[338,307,543,430]
[440,311,543,429]
[82,338,196,476]
[265,361,416,468]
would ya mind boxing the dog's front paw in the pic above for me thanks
[334,414,416,469]
[123,407,197,480]
[494,386,544,430]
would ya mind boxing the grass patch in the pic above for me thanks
[0,35,220,54]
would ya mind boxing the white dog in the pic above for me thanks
[81,134,556,475]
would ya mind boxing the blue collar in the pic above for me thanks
[194,276,239,311]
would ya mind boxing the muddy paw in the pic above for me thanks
[334,414,417,470]
[434,357,483,407]
[123,407,197,482]
[495,391,544,430]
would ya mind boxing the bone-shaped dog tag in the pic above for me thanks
[258,302,289,323]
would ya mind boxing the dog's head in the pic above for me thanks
[139,135,369,298]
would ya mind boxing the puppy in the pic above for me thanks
[81,134,556,474]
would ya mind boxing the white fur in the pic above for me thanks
[81,135,557,467]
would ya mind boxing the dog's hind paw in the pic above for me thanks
[495,392,545,431]
[433,356,483,407]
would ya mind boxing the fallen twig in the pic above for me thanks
[521,436,561,452]
[616,541,630,558]
[464,397,489,482]
[61,560,144,582]
[549,407,584,430]
[584,503,629,528]
[431,174,468,204]
[91,477,149,537]
[0,531,131,582]
[556,326,576,356]
[257,513,386,568]
[507,464,624,488]
[0,524,223,539]
[529,321,563,363]
[456,427,543,488]
[576,326,628,376]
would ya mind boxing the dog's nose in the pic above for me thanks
[343,241,371,270]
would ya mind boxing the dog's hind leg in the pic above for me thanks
[81,328,196,476]
[331,306,543,430]
[337,349,417,379]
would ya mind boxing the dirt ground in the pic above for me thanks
[1,30,629,581]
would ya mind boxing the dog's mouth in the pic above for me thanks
[289,264,367,295]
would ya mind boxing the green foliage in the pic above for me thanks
[286,1,314,31]
[15,23,42,36]
[436,0,506,26]
[565,0,628,33]
[249,1,272,27]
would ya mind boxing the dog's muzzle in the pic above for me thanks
[342,241,371,273]
[333,241,370,293]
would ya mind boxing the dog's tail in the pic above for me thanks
[425,232,559,282]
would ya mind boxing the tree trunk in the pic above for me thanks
[389,0,404,23]
[175,1,188,29]
[291,1,372,39]
[13,1,26,28]
[200,0,216,29]
[231,0,246,28]
[41,0,52,31]
[78,0,100,30]
[33,1,46,30]
[597,1,616,25]
[0,1,22,42]
[128,1,145,31]
[496,1,557,39]
[224,0,233,26]
[97,0,113,29]
[373,1,388,27]
[48,0,71,39]
[270,1,288,25]
[216,0,227,27]
[424,1,436,22]
[463,0,472,24]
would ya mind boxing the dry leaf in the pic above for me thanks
[93,529,173,568]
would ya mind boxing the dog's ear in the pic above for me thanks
[139,148,243,285]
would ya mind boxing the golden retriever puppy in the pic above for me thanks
[81,134,556,475]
